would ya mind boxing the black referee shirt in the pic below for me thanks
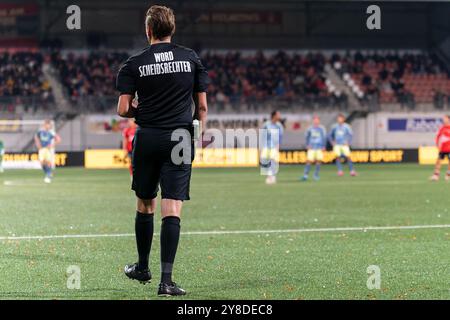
[116,43,209,129]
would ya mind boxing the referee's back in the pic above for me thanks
[116,4,209,297]
[116,43,208,129]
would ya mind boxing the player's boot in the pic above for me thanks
[429,174,439,182]
[350,170,357,177]
[313,174,320,181]
[158,282,186,297]
[300,175,308,181]
[124,263,151,284]
[44,176,51,184]
[337,171,344,177]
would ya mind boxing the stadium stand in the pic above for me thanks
[0,52,54,113]
[332,52,450,110]
[2,49,449,114]
[204,51,348,111]
[48,50,348,112]
[50,51,128,111]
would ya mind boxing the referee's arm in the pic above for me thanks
[192,50,209,125]
[116,58,138,118]
[193,92,208,123]
[117,95,137,118]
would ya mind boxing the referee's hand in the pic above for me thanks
[132,98,138,108]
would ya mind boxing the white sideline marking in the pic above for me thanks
[3,180,44,186]
[0,224,449,241]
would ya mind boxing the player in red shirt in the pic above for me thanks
[430,115,450,182]
[123,119,137,176]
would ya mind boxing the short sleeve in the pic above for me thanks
[278,123,284,135]
[192,51,209,93]
[116,58,136,95]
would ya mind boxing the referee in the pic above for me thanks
[116,5,208,296]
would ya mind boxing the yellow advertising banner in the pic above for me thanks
[419,146,448,165]
[84,148,415,169]
[193,148,259,168]
[84,148,259,169]
[85,149,130,169]
[279,149,405,164]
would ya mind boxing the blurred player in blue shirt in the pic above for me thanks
[328,114,357,176]
[301,115,326,181]
[260,110,283,184]
[34,119,61,183]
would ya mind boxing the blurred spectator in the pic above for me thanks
[333,51,450,106]
[51,51,128,102]
[202,50,338,108]
[0,52,53,112]
[433,89,446,110]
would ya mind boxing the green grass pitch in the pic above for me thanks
[0,164,449,300]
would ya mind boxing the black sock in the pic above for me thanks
[160,216,181,284]
[135,211,154,271]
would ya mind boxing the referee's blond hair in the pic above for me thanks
[146,5,176,40]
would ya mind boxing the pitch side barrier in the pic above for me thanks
[81,148,420,169]
[3,148,435,169]
[3,151,84,169]
[279,148,419,165]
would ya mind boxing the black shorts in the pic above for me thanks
[439,152,450,160]
[132,127,194,201]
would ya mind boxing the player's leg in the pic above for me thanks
[263,148,278,184]
[342,146,356,176]
[157,144,193,296]
[446,156,450,181]
[125,128,159,283]
[313,150,324,180]
[347,157,356,176]
[302,150,314,180]
[334,145,344,175]
[260,147,273,184]
[124,196,158,283]
[302,161,312,181]
[125,196,156,283]
[0,153,3,173]
[160,198,184,296]
[136,197,156,269]
[38,148,52,182]
[125,196,156,284]
[44,158,53,182]
[430,155,442,181]
[269,148,279,184]
[314,161,322,181]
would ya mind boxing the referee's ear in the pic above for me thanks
[145,25,152,44]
